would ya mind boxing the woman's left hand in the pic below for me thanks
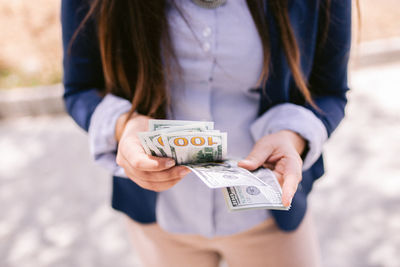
[238,130,306,208]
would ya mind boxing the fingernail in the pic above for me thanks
[166,160,175,168]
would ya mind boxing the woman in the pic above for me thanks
[62,0,351,266]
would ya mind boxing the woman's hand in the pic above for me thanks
[115,113,191,192]
[238,130,306,207]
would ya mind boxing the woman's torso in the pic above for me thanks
[157,0,271,237]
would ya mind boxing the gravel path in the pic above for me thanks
[1,63,400,267]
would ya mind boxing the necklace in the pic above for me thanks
[191,0,227,9]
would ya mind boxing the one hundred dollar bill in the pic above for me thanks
[149,119,214,131]
[222,168,289,211]
[139,124,211,158]
[163,132,227,164]
[222,186,289,211]
[186,160,265,188]
[137,132,161,157]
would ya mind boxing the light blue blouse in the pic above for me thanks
[88,0,327,237]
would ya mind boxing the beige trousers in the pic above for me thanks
[126,211,321,267]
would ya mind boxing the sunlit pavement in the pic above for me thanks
[1,62,399,267]
[311,62,400,267]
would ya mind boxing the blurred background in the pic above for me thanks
[0,0,399,266]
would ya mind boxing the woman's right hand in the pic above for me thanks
[115,113,191,192]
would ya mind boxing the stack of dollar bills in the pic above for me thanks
[139,119,289,211]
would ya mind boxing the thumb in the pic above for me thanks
[281,173,299,207]
[280,156,302,207]
[238,141,273,171]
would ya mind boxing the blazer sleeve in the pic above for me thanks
[61,0,105,131]
[306,0,352,137]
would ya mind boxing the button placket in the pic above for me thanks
[201,24,212,52]
[202,42,211,52]
[202,26,212,37]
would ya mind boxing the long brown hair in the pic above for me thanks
[76,0,334,119]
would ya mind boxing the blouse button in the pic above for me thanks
[202,27,212,37]
[202,42,211,52]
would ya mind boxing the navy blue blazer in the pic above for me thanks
[61,0,351,231]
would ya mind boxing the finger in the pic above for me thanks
[238,140,274,171]
[273,170,284,187]
[280,156,302,207]
[131,166,191,183]
[133,177,183,192]
[131,154,176,172]
[126,166,191,192]
[281,174,299,207]
[119,140,176,171]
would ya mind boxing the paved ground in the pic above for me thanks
[311,62,400,267]
[0,62,400,267]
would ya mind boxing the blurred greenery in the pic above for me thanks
[0,0,62,89]
[0,66,61,89]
